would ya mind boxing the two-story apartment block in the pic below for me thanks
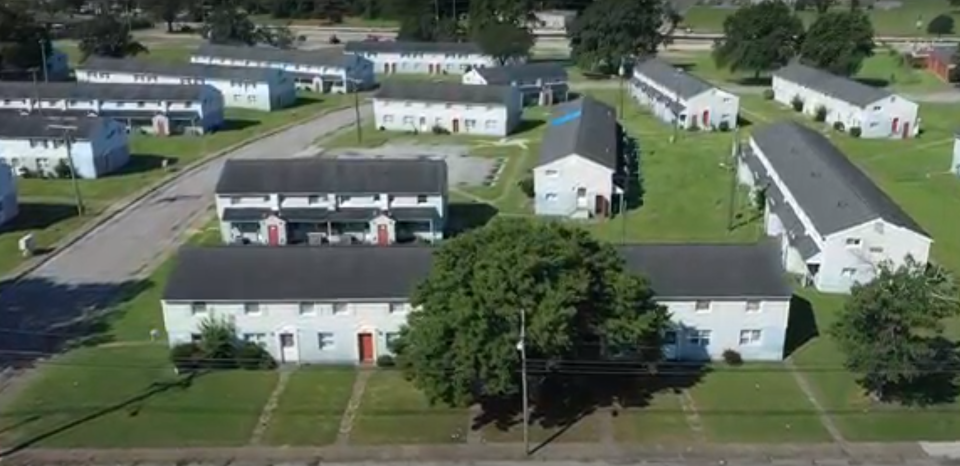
[0,160,17,226]
[76,57,297,111]
[772,62,920,139]
[0,82,225,135]
[345,41,498,75]
[0,115,130,179]
[214,158,448,246]
[462,62,569,106]
[534,97,623,218]
[629,56,740,131]
[159,241,792,365]
[190,44,375,93]
[738,121,932,294]
[373,82,522,136]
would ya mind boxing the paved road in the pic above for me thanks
[0,105,371,364]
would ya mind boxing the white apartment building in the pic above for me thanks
[76,57,296,111]
[0,160,17,226]
[0,115,130,179]
[345,41,499,75]
[373,82,523,136]
[630,56,740,131]
[191,43,375,93]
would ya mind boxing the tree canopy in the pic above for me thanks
[832,258,960,405]
[927,14,956,37]
[473,20,534,65]
[0,3,51,74]
[568,0,665,74]
[142,0,186,33]
[713,0,804,79]
[201,6,261,45]
[392,218,668,407]
[78,14,148,61]
[800,10,875,76]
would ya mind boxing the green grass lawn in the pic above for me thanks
[0,345,277,448]
[351,371,468,444]
[612,393,697,443]
[584,89,761,243]
[262,368,356,446]
[252,15,399,29]
[681,0,960,37]
[661,50,950,94]
[479,411,603,444]
[55,43,194,65]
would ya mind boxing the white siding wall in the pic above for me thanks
[684,90,740,130]
[663,298,791,361]
[0,162,17,226]
[372,96,522,137]
[0,120,131,179]
[190,54,376,92]
[533,155,613,217]
[352,51,498,75]
[816,221,932,293]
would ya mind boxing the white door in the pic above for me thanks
[576,187,588,208]
[279,332,298,363]
[662,330,678,360]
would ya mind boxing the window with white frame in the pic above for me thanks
[244,302,262,315]
[299,302,317,315]
[191,302,208,315]
[869,246,884,254]
[663,330,677,345]
[243,333,267,346]
[416,195,428,204]
[317,332,335,349]
[745,300,761,313]
[874,222,885,234]
[389,302,407,314]
[333,303,349,315]
[845,238,862,247]
[402,115,415,125]
[385,332,400,349]
[841,267,857,277]
[545,169,559,177]
[545,193,557,201]
[694,300,711,312]
[247,95,257,102]
[688,330,711,347]
[739,329,762,346]
[383,114,395,123]
[484,119,496,129]
[307,195,322,205]
[465,119,477,128]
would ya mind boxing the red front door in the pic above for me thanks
[903,122,910,139]
[267,224,280,246]
[892,117,899,134]
[595,195,607,216]
[376,224,389,245]
[452,118,460,133]
[702,110,710,127]
[358,333,374,362]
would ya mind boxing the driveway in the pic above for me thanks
[0,105,372,364]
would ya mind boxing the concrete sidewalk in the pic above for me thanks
[0,442,937,465]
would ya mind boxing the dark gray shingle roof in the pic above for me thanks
[0,82,209,101]
[774,62,893,107]
[77,56,278,81]
[345,41,483,55]
[215,158,448,195]
[538,97,619,169]
[374,81,515,105]
[619,242,792,299]
[194,43,350,68]
[751,121,927,236]
[162,242,792,302]
[475,62,568,86]
[633,56,713,100]
[0,115,106,140]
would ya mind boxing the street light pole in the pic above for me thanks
[517,308,529,456]
[48,125,85,216]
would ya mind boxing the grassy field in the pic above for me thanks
[55,43,194,65]
[660,49,951,94]
[681,0,960,36]
[262,368,356,446]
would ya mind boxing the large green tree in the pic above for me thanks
[568,0,665,74]
[927,14,955,37]
[142,0,186,33]
[713,0,804,80]
[0,3,52,74]
[201,6,261,45]
[467,0,535,35]
[800,10,874,76]
[832,258,960,404]
[78,14,148,61]
[473,20,534,65]
[392,218,669,407]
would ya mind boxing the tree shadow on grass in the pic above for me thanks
[0,203,77,235]
[471,360,709,452]
[220,119,260,132]
[515,118,546,134]
[732,75,772,86]
[856,77,891,88]
[0,278,154,368]
[110,154,177,176]
[446,202,499,236]
[882,337,960,407]
[0,371,204,458]
[783,294,819,359]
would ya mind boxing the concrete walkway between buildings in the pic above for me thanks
[0,441,937,465]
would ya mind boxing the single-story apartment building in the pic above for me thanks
[373,81,522,136]
[76,57,297,111]
[738,121,932,294]
[190,43,375,93]
[159,241,793,365]
[916,44,957,82]
[0,115,130,179]
[534,97,624,218]
[462,62,569,106]
[0,160,17,226]
[629,56,740,131]
[0,82,225,135]
[214,157,448,246]
[772,62,920,139]
[345,41,499,75]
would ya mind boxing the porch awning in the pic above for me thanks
[793,235,821,262]
[281,208,379,222]
[772,202,804,235]
[390,207,437,222]
[222,208,273,222]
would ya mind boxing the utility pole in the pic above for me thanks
[39,39,49,83]
[619,183,626,244]
[434,0,440,21]
[618,58,626,119]
[517,309,529,456]
[349,78,363,143]
[726,130,740,231]
[47,124,86,216]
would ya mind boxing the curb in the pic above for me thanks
[0,104,355,287]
